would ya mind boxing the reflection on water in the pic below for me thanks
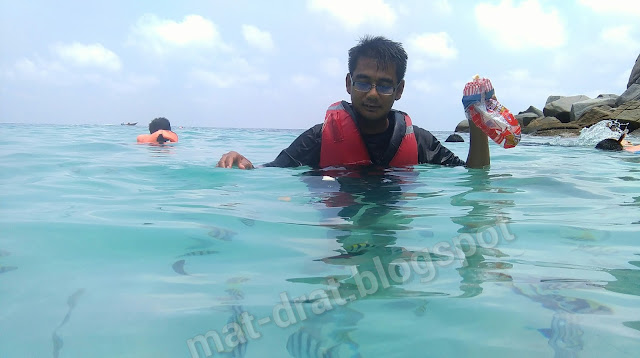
[288,168,425,357]
[449,169,516,298]
[601,255,640,296]
[283,166,638,357]
[285,167,524,357]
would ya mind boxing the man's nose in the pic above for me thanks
[365,85,380,96]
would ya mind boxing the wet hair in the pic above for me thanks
[595,138,623,151]
[149,117,171,133]
[348,35,408,83]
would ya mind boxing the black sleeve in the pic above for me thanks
[263,124,323,167]
[414,125,466,167]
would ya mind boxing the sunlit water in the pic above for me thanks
[1,123,639,358]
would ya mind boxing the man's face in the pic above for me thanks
[346,57,404,122]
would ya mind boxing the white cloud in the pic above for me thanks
[130,14,229,54]
[12,58,53,78]
[242,25,275,52]
[578,0,640,16]
[52,42,122,71]
[550,25,638,76]
[406,32,458,71]
[433,0,453,14]
[321,57,344,77]
[412,79,436,93]
[475,0,566,51]
[291,74,319,90]
[190,57,269,88]
[493,68,561,111]
[407,32,458,61]
[600,25,640,49]
[3,57,69,83]
[92,74,160,93]
[308,0,396,30]
[3,55,156,93]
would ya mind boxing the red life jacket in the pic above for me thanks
[319,101,418,168]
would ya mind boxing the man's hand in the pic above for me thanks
[217,151,255,169]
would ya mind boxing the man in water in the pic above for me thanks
[595,133,640,153]
[217,35,490,169]
[137,117,179,144]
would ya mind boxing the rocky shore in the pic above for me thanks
[455,54,640,137]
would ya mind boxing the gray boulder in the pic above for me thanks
[570,95,619,122]
[523,116,581,136]
[518,105,544,117]
[612,100,640,132]
[532,124,581,137]
[574,106,615,128]
[615,84,640,106]
[628,53,640,88]
[445,134,464,142]
[543,95,591,123]
[545,96,562,104]
[522,116,561,134]
[455,119,469,133]
[574,100,640,132]
[515,112,540,127]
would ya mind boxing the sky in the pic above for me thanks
[1,0,639,131]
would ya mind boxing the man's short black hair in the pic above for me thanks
[595,138,623,151]
[149,117,171,133]
[348,35,408,83]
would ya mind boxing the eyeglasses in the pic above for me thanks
[350,74,400,96]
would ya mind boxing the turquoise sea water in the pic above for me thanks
[1,123,639,358]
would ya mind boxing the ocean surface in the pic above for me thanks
[1,122,639,358]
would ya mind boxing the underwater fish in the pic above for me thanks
[207,227,236,241]
[226,277,250,285]
[52,288,84,358]
[215,305,249,358]
[186,236,216,250]
[52,331,63,358]
[172,260,189,275]
[240,218,255,227]
[224,288,245,301]
[59,289,84,327]
[512,284,611,314]
[0,266,17,274]
[178,250,219,257]
[414,300,429,317]
[68,289,84,306]
[0,249,10,257]
[286,329,342,358]
[561,227,609,242]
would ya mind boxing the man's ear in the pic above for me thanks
[345,73,352,94]
[395,79,405,100]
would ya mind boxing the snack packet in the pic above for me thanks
[462,75,521,148]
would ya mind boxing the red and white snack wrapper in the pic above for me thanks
[462,76,521,148]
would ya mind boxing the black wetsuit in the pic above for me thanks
[264,109,466,168]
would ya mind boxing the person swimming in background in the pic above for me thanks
[136,117,179,144]
[595,130,640,153]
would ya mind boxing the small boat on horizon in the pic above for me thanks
[121,122,138,126]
